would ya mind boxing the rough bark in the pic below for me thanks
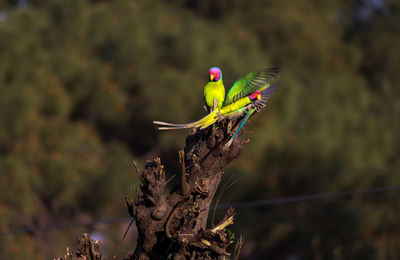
[57,233,104,260]
[126,118,247,260]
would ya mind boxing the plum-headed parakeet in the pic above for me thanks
[204,67,225,111]
[153,68,280,147]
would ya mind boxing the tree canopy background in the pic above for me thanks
[0,0,399,259]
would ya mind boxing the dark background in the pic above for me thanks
[0,0,399,259]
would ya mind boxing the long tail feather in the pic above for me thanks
[199,112,224,130]
[154,121,197,130]
[154,110,220,130]
[152,121,191,127]
[225,108,256,147]
[157,126,190,130]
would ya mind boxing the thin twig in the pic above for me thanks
[133,161,140,175]
[166,174,176,185]
[123,218,135,239]
[212,174,237,227]
[233,235,244,260]
[211,216,234,233]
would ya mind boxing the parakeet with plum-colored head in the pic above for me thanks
[153,67,280,147]
[204,67,225,111]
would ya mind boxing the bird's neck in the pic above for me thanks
[209,79,223,87]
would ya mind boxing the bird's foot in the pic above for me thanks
[213,98,218,111]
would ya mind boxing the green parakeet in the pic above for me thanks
[204,67,225,111]
[153,68,280,147]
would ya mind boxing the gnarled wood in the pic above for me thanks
[127,118,247,259]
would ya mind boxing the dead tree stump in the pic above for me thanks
[126,118,247,259]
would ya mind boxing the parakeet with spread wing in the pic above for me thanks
[153,68,280,147]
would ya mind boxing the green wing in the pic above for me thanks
[223,68,280,106]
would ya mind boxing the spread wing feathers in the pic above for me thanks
[224,68,280,106]
[225,80,281,147]
[253,81,281,110]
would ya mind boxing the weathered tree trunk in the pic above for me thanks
[126,118,247,259]
[58,118,247,260]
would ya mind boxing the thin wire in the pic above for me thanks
[1,185,400,237]
[217,185,400,209]
[0,217,131,237]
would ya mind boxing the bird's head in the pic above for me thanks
[209,67,222,82]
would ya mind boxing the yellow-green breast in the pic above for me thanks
[203,80,225,110]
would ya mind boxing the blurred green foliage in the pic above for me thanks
[0,0,399,259]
